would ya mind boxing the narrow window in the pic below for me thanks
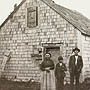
[27,6,38,28]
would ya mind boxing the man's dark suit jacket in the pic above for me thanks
[55,63,67,80]
[69,55,83,74]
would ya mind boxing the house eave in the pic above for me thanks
[0,0,26,29]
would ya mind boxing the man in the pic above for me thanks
[55,56,67,90]
[69,47,83,90]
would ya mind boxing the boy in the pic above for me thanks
[55,56,67,90]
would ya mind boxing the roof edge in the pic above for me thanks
[81,32,90,37]
[41,0,90,36]
[0,0,26,29]
[0,0,90,37]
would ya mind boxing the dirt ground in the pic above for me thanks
[0,79,40,90]
[0,78,90,90]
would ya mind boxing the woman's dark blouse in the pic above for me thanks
[40,59,54,71]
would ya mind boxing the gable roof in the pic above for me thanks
[0,0,26,29]
[42,0,90,36]
[0,0,90,36]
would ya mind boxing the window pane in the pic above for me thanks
[27,6,38,28]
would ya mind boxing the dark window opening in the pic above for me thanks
[27,6,38,28]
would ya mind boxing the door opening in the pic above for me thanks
[44,47,60,65]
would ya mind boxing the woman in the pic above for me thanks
[40,53,55,90]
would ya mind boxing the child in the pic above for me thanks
[55,56,67,90]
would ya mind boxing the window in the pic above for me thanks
[27,6,38,28]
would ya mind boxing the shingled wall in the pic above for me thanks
[82,35,90,79]
[0,0,79,82]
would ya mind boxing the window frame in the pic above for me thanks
[26,6,39,28]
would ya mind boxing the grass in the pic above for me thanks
[0,77,90,90]
[0,78,40,90]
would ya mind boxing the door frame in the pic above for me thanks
[42,43,63,61]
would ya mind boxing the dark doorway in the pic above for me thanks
[45,47,60,65]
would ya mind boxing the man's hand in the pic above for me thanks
[77,69,81,73]
[69,69,72,73]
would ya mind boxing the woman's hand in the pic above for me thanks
[45,67,50,73]
[45,67,50,70]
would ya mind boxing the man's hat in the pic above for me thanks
[58,56,63,61]
[73,47,80,52]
